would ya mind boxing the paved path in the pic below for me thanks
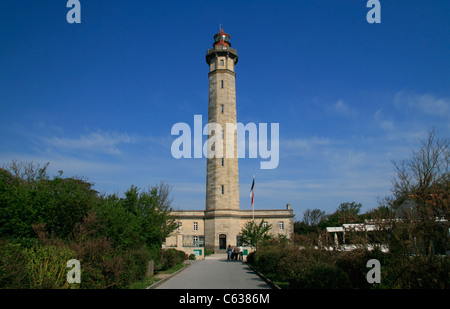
[154,254,271,289]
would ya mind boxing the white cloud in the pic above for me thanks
[331,100,358,118]
[394,91,450,118]
[374,109,395,131]
[282,136,331,156]
[42,131,138,155]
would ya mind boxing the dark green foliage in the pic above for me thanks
[258,132,450,289]
[289,263,351,289]
[120,245,152,285]
[246,251,255,265]
[123,183,177,249]
[93,193,144,251]
[335,248,388,289]
[0,240,28,288]
[93,183,177,254]
[0,161,178,289]
[294,221,318,235]
[159,249,186,270]
[37,177,98,239]
[249,241,355,289]
[66,213,124,289]
[0,164,97,239]
[254,251,282,279]
[382,254,450,289]
[250,238,450,289]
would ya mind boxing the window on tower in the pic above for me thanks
[221,158,224,166]
[221,80,224,88]
[221,185,224,194]
[221,104,224,113]
[220,59,224,66]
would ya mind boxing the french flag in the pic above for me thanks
[250,175,255,205]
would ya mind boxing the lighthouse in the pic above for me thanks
[204,28,241,251]
[163,29,294,257]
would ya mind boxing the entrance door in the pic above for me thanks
[219,234,227,250]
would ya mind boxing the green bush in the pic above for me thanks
[289,263,351,289]
[278,247,336,282]
[386,255,450,289]
[188,254,196,260]
[246,251,255,265]
[255,251,284,279]
[120,245,152,287]
[0,161,181,289]
[159,249,186,270]
[250,233,449,289]
[24,244,77,289]
[0,240,28,288]
[248,238,293,281]
[68,214,125,289]
[0,166,97,240]
[335,248,390,289]
[92,195,144,251]
[335,249,371,288]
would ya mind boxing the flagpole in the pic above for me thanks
[252,184,254,222]
[252,199,254,222]
[251,175,255,222]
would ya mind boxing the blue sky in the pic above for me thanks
[1,1,449,220]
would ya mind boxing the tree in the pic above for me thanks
[365,130,450,288]
[389,129,449,256]
[93,193,144,251]
[302,209,325,226]
[392,129,449,202]
[316,202,363,231]
[119,182,177,250]
[239,220,272,250]
[0,161,97,239]
[3,160,50,183]
[336,202,362,224]
[294,209,326,247]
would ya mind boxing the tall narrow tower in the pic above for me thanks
[204,29,240,251]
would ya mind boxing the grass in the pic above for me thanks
[274,281,289,289]
[127,262,189,289]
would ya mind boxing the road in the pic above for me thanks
[154,254,272,289]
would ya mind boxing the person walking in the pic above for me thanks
[227,245,232,261]
[239,245,243,261]
[233,246,239,261]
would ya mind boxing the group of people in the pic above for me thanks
[227,245,243,261]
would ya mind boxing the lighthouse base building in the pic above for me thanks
[163,29,294,258]
[164,207,294,258]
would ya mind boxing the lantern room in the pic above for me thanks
[213,29,231,47]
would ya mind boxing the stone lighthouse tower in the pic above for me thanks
[163,30,294,258]
[204,28,240,252]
